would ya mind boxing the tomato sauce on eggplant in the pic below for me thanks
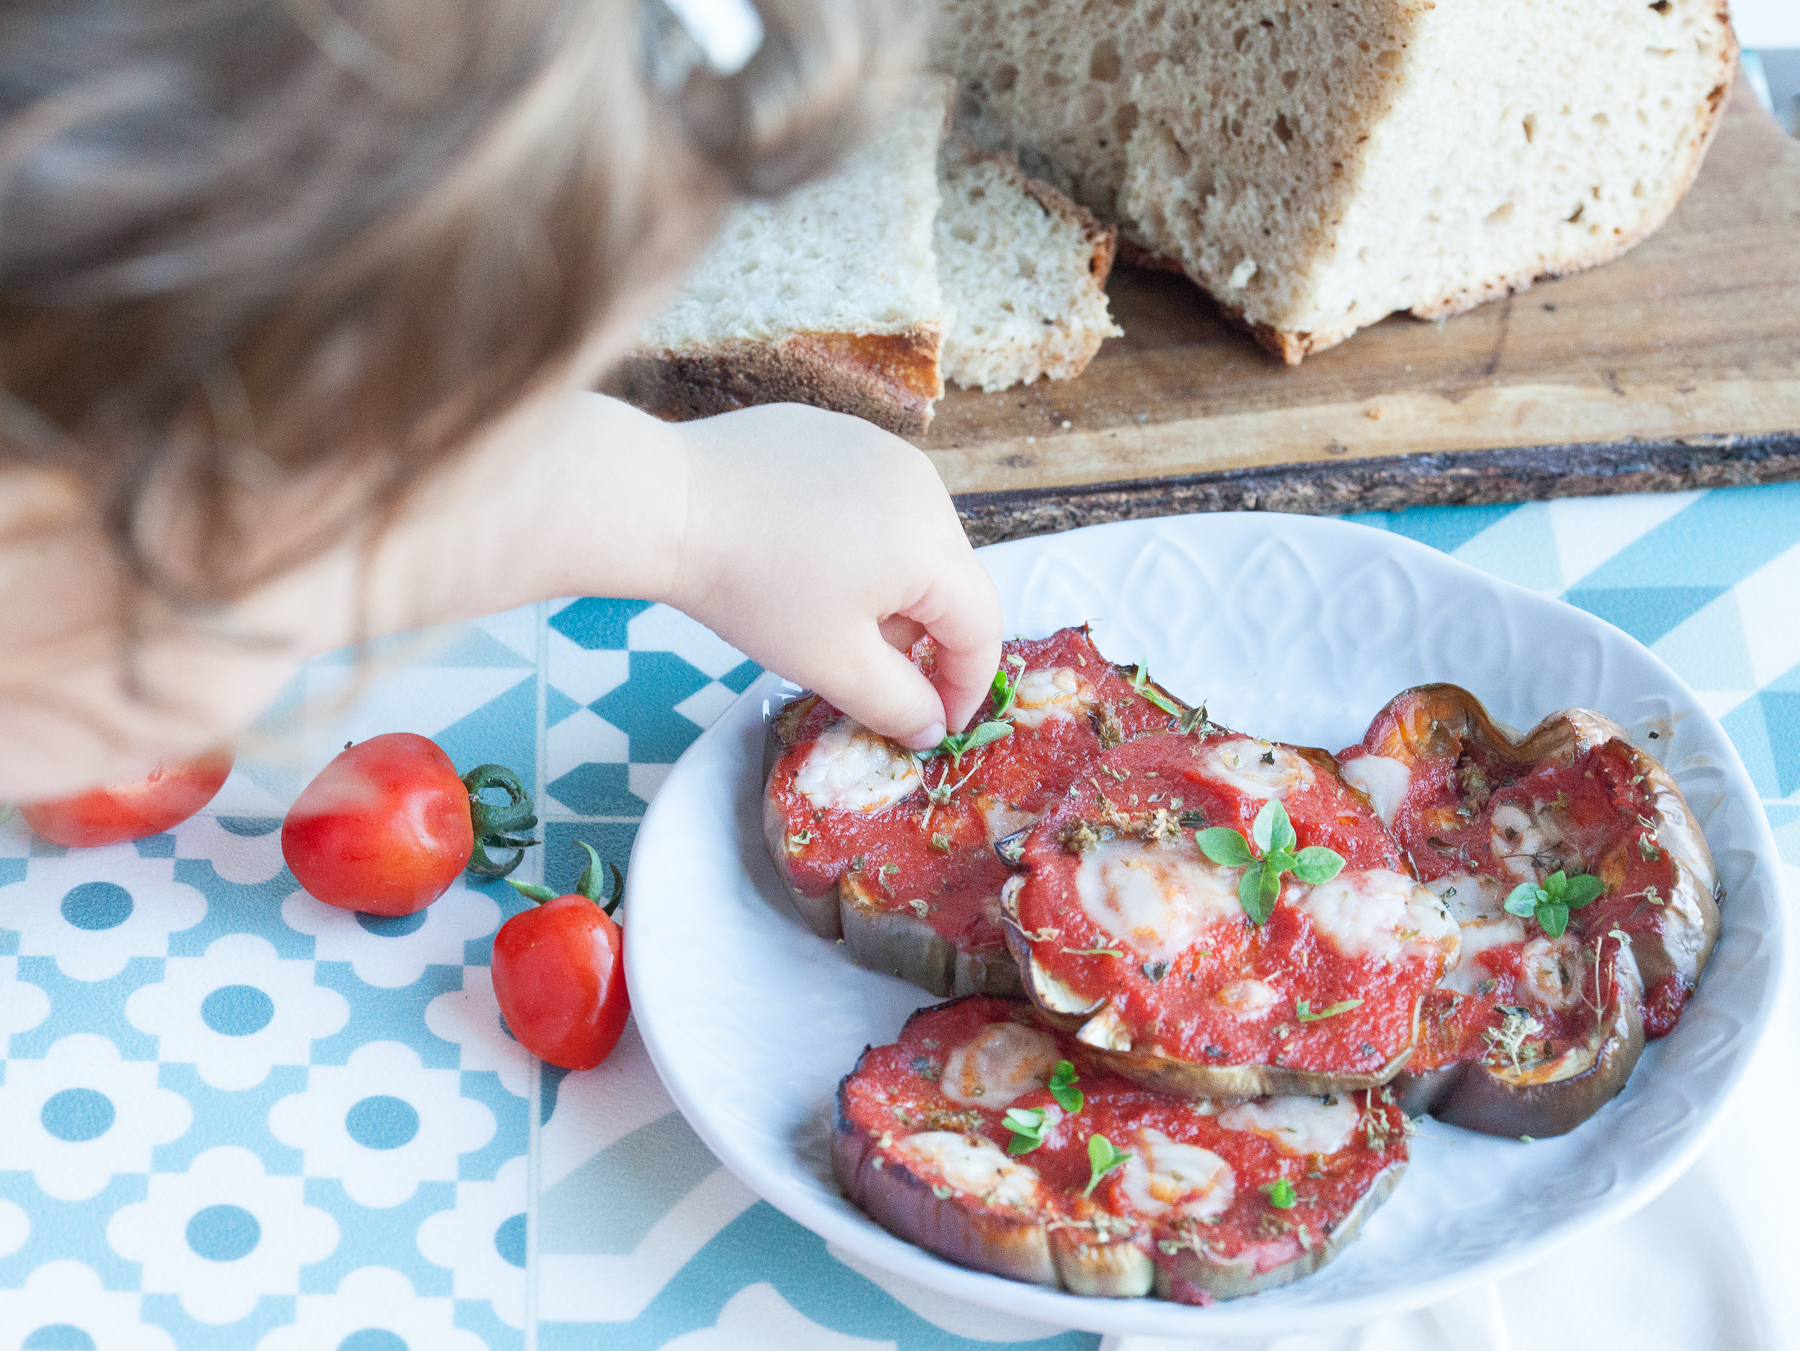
[833,996,1408,1303]
[1010,733,1456,1087]
[1346,692,1698,1043]
[766,627,1184,959]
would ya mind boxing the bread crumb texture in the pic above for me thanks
[639,79,955,348]
[938,132,1123,391]
[932,0,1737,359]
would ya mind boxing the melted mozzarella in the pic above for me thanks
[893,1132,1042,1208]
[1489,803,1566,882]
[1119,1129,1235,1221]
[1440,916,1526,995]
[1215,978,1279,1018]
[1195,738,1315,800]
[1340,754,1411,828]
[1428,873,1507,924]
[1294,869,1460,967]
[1075,839,1240,962]
[794,720,919,813]
[1520,934,1586,1011]
[1218,1095,1359,1156]
[1011,667,1095,728]
[940,1023,1061,1108]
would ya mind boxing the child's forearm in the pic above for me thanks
[283,388,694,651]
[0,386,1002,799]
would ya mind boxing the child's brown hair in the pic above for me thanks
[0,0,913,604]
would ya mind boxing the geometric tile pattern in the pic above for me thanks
[3,487,1798,1348]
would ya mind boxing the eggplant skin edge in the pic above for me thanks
[1001,865,1418,1099]
[1153,1160,1407,1303]
[831,1028,1402,1304]
[1394,941,1648,1139]
[831,1053,1060,1288]
[762,704,1022,997]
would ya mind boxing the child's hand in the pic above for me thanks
[666,404,1002,750]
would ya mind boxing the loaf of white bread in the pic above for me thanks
[932,0,1738,362]
[614,79,1122,433]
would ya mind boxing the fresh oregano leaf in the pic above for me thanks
[1296,998,1363,1022]
[1083,1133,1132,1197]
[1561,873,1606,909]
[1239,865,1276,924]
[1291,846,1346,885]
[1200,801,1342,926]
[1048,1060,1083,1113]
[1003,1106,1047,1155]
[1261,798,1297,854]
[1503,882,1543,918]
[1197,827,1254,867]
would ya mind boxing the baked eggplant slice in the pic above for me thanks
[1341,684,1716,1136]
[1006,732,1458,1098]
[1395,939,1647,1138]
[763,628,1189,996]
[1341,684,1719,1035]
[833,996,1410,1304]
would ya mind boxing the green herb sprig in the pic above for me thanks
[1003,1107,1048,1155]
[918,720,1013,766]
[919,657,1028,766]
[1000,1059,1083,1154]
[1503,870,1604,938]
[988,655,1027,721]
[1196,799,1345,925]
[1083,1134,1132,1197]
[1261,1178,1297,1209]
[1129,664,1186,719]
[1048,1060,1082,1113]
[1296,998,1363,1022]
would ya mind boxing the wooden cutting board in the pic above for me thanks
[920,77,1800,544]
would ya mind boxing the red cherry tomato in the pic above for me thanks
[282,733,474,916]
[493,844,628,1070]
[21,747,235,847]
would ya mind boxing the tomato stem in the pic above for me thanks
[504,840,625,914]
[463,763,539,879]
[573,841,626,916]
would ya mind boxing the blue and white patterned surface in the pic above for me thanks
[0,485,1796,1349]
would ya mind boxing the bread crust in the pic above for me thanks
[606,326,945,435]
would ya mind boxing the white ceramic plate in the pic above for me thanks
[624,513,1786,1336]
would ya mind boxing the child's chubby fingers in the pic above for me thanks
[892,553,1003,735]
[664,402,1005,744]
[804,627,952,751]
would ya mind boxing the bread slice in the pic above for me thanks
[611,78,956,434]
[937,133,1122,391]
[932,0,1737,362]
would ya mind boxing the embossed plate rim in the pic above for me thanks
[626,512,1788,1337]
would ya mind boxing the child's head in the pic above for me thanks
[0,0,912,601]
